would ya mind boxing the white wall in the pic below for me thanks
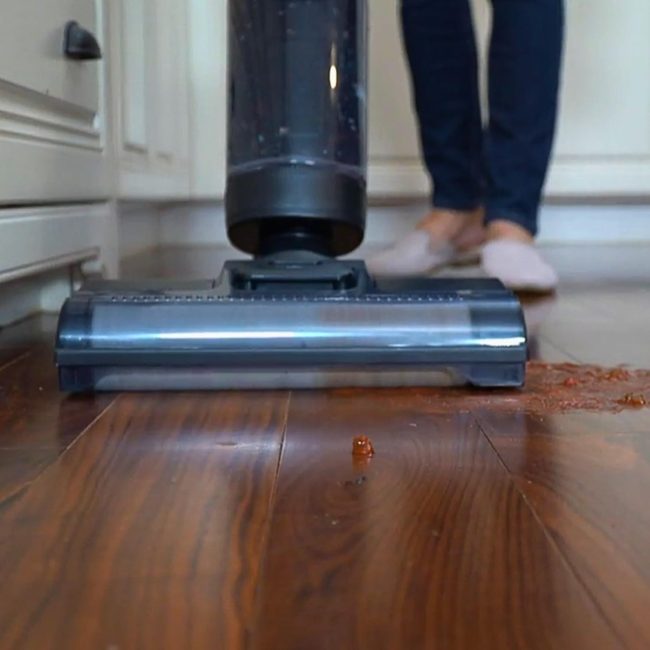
[367,0,650,199]
[118,203,164,257]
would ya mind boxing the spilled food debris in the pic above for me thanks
[343,476,367,487]
[519,362,650,413]
[329,363,650,416]
[352,435,375,458]
[616,393,647,408]
[332,362,650,415]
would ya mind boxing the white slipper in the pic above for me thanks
[481,240,558,292]
[366,230,457,277]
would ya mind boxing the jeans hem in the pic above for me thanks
[432,196,483,213]
[484,208,538,237]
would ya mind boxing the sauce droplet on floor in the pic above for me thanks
[352,435,375,457]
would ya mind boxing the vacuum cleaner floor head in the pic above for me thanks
[56,260,527,392]
[55,1,528,393]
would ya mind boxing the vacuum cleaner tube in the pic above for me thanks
[226,0,368,257]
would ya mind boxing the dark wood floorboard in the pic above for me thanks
[0,347,115,506]
[0,313,58,348]
[475,409,650,649]
[0,314,58,369]
[0,243,648,649]
[0,391,289,650]
[476,261,650,646]
[253,391,618,650]
[0,448,62,506]
[0,348,28,369]
[0,347,113,450]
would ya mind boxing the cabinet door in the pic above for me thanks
[186,0,228,199]
[0,0,109,203]
[367,0,650,199]
[111,0,191,199]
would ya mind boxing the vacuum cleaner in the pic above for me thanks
[55,0,527,392]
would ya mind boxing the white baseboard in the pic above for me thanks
[158,201,650,248]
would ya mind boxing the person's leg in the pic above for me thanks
[403,0,483,214]
[483,0,564,240]
[368,0,485,276]
[481,0,564,291]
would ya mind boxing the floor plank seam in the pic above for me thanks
[0,445,76,451]
[0,395,122,512]
[54,394,123,457]
[473,415,627,646]
[0,350,33,376]
[248,391,292,648]
[0,484,31,515]
[537,335,582,364]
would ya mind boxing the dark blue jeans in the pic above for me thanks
[401,0,564,235]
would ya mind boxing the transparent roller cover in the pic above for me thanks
[55,274,528,393]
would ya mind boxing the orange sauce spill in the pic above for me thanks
[616,393,647,408]
[352,435,375,458]
[333,363,650,415]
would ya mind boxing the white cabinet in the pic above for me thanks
[186,0,227,199]
[0,0,109,203]
[366,3,427,198]
[109,0,191,199]
[0,203,117,283]
[366,0,650,199]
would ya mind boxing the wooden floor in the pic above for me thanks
[0,244,649,649]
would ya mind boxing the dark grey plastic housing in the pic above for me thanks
[226,0,368,256]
